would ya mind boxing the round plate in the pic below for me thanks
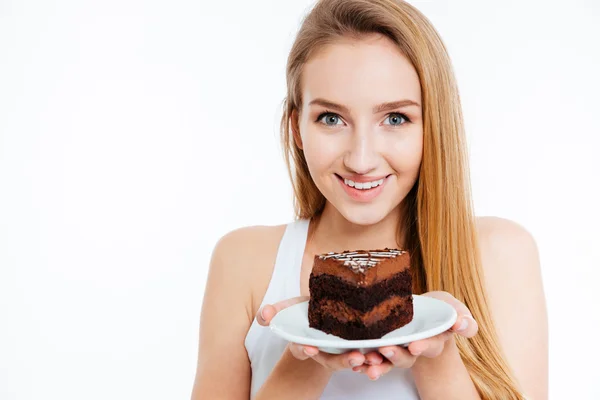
[269,295,457,354]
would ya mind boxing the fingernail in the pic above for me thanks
[303,348,316,357]
[350,359,361,367]
[383,351,394,358]
[411,349,422,356]
[259,307,266,321]
[457,317,469,331]
[370,373,381,381]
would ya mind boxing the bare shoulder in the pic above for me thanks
[209,223,288,318]
[475,215,544,317]
[475,217,545,309]
[191,223,287,399]
[212,224,287,267]
[475,216,548,399]
[476,216,538,257]
[216,224,287,251]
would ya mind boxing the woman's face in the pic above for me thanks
[297,34,423,226]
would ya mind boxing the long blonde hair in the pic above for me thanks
[280,0,525,398]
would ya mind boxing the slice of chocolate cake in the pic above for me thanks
[308,249,413,340]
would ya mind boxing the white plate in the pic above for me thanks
[270,295,457,354]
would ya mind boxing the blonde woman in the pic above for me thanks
[191,0,548,399]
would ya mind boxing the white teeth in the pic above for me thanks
[343,177,385,190]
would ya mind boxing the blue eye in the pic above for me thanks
[384,113,410,126]
[316,111,410,127]
[317,112,343,126]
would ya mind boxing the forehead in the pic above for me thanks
[302,34,422,108]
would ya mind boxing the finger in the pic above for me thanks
[288,343,308,360]
[256,304,274,326]
[364,361,394,381]
[257,296,309,326]
[379,346,416,368]
[422,291,473,320]
[408,332,452,358]
[364,351,383,366]
[314,350,365,371]
[418,337,445,358]
[450,314,478,338]
[288,343,319,360]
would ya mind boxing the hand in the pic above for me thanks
[257,296,385,374]
[352,291,479,380]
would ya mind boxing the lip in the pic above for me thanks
[337,174,390,183]
[335,174,389,203]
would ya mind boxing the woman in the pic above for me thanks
[191,0,548,399]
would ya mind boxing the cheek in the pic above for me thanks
[301,130,340,172]
[386,132,423,173]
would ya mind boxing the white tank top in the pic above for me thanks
[244,219,420,399]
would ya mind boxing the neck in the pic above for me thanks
[308,202,407,254]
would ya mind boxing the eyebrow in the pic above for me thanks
[307,98,421,114]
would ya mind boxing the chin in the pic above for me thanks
[337,203,392,226]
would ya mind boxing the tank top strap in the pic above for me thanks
[244,218,310,357]
[278,218,309,299]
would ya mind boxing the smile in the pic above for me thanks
[335,174,390,202]
[343,177,384,190]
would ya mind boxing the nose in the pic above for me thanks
[343,126,379,174]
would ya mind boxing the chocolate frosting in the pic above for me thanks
[311,248,410,286]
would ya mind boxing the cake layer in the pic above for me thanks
[308,301,414,340]
[309,295,411,325]
[308,270,412,312]
[312,250,410,286]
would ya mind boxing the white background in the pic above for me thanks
[1,0,598,399]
